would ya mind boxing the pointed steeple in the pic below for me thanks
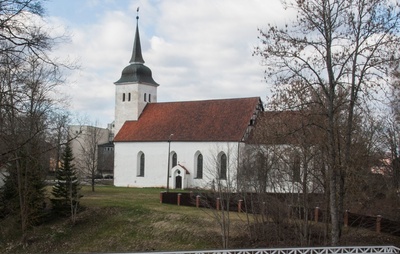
[129,13,144,64]
[115,8,159,86]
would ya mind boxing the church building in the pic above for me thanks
[113,15,264,190]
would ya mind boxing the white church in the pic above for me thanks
[113,15,265,190]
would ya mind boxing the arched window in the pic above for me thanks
[137,152,145,177]
[292,154,301,182]
[144,93,147,102]
[196,153,203,179]
[219,153,227,180]
[122,93,126,102]
[172,152,177,167]
[128,92,131,101]
[148,93,151,102]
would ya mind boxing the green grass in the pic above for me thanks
[0,186,223,253]
[80,186,162,207]
[1,186,400,253]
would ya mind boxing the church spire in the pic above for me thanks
[115,7,159,86]
[129,8,144,64]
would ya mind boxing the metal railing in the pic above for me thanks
[131,245,400,254]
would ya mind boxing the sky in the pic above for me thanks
[44,0,295,127]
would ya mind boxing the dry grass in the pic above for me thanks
[0,186,224,253]
[0,186,399,253]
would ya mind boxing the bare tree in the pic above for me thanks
[74,124,109,192]
[0,0,59,65]
[255,0,400,245]
[0,54,64,243]
[241,111,327,245]
[386,117,400,191]
[238,144,289,244]
[390,67,400,121]
[198,144,239,249]
[47,113,70,171]
[385,69,400,191]
[0,0,72,243]
[97,142,114,178]
[380,108,400,192]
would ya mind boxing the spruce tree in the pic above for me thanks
[52,142,81,215]
[0,148,47,229]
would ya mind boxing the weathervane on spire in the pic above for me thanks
[136,7,139,20]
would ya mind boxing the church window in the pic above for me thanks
[122,93,126,102]
[144,93,147,102]
[172,152,177,167]
[219,153,227,180]
[196,153,203,179]
[292,154,301,182]
[128,93,131,101]
[137,152,145,177]
[148,93,151,102]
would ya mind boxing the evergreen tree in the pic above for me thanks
[0,145,47,230]
[52,142,81,216]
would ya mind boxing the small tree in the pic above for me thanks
[199,144,239,249]
[52,141,81,222]
[77,124,108,192]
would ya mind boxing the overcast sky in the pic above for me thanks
[44,0,295,127]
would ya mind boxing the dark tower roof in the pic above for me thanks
[129,22,144,64]
[115,14,159,86]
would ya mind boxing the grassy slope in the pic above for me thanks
[0,186,224,253]
[1,186,399,253]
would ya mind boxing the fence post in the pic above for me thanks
[177,193,181,206]
[160,191,164,204]
[376,215,382,233]
[344,210,349,227]
[314,207,320,222]
[196,195,200,208]
[238,200,243,213]
[216,198,220,210]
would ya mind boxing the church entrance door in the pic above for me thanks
[175,175,182,189]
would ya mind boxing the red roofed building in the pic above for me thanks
[113,15,263,189]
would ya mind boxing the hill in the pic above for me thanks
[0,186,399,253]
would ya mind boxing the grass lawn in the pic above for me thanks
[1,186,400,253]
[0,186,226,253]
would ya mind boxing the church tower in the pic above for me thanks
[114,11,159,135]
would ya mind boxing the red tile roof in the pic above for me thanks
[114,97,261,142]
[247,111,321,145]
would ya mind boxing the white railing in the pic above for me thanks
[132,246,400,254]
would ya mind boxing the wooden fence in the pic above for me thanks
[160,191,400,237]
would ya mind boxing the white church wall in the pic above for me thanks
[239,144,324,194]
[114,141,241,189]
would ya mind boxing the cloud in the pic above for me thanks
[48,0,293,126]
[145,0,288,102]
